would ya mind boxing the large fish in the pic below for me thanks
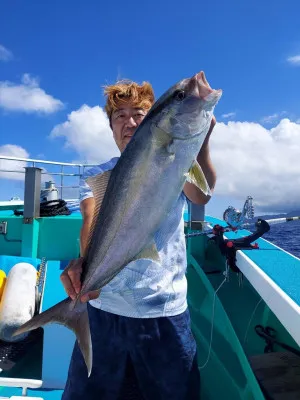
[14,71,222,375]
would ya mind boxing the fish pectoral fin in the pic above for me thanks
[84,170,112,255]
[153,125,173,147]
[132,241,160,263]
[185,160,211,196]
[13,298,92,377]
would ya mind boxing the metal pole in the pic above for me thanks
[189,203,206,231]
[61,165,64,199]
[23,167,42,222]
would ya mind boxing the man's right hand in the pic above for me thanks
[60,258,100,303]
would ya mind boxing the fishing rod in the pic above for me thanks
[214,215,300,234]
[185,218,269,238]
[247,215,300,226]
[185,196,300,238]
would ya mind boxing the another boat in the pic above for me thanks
[0,155,299,399]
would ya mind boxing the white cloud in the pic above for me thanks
[49,104,119,163]
[260,113,279,124]
[0,73,64,114]
[49,105,300,213]
[210,118,300,213]
[0,144,29,180]
[222,112,236,119]
[0,44,13,61]
[287,55,300,66]
[261,111,287,125]
[0,144,54,185]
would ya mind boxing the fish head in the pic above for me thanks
[152,71,222,140]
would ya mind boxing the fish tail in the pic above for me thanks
[13,297,92,376]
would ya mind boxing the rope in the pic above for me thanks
[14,199,71,217]
[198,262,229,370]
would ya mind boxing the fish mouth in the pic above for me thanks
[190,71,222,104]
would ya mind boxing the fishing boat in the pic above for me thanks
[0,155,299,400]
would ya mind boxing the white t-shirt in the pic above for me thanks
[79,157,188,318]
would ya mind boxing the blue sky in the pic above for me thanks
[1,0,300,217]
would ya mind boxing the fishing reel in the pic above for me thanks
[223,196,255,230]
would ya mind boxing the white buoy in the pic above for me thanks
[0,262,37,342]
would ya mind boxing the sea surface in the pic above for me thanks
[262,220,300,259]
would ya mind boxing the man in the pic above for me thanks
[61,78,217,400]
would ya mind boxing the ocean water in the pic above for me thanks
[262,220,300,259]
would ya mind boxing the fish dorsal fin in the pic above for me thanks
[185,160,211,196]
[84,170,112,255]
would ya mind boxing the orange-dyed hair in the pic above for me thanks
[104,80,155,119]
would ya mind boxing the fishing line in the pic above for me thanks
[198,262,229,370]
[243,298,263,344]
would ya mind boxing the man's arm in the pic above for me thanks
[60,176,100,303]
[60,197,99,303]
[79,197,95,256]
[183,117,217,205]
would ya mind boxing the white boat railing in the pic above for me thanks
[0,155,98,200]
[0,377,43,396]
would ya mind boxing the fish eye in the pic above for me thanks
[173,90,186,101]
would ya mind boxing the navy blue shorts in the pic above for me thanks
[62,304,200,400]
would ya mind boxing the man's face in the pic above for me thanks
[111,105,149,152]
